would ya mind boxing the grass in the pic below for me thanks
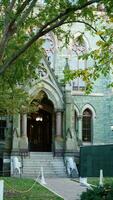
[72,177,113,186]
[88,177,113,186]
[0,177,63,200]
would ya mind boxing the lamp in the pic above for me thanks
[36,117,43,121]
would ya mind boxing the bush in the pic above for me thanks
[80,184,113,200]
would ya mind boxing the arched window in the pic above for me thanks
[82,109,92,142]
[69,33,87,91]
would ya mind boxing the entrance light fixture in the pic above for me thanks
[36,117,43,121]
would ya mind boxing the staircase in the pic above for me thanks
[22,152,67,178]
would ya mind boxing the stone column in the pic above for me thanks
[19,114,28,150]
[66,104,78,151]
[12,114,20,151]
[22,114,27,137]
[55,110,63,154]
[56,111,62,137]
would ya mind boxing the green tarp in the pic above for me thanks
[80,144,113,177]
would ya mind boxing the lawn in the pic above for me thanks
[72,177,113,186]
[0,177,63,200]
[88,177,113,186]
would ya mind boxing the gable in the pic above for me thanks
[29,56,64,110]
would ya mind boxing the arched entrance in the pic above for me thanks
[27,92,54,152]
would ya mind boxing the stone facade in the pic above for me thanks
[0,22,113,175]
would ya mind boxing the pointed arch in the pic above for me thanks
[81,104,96,118]
[29,79,64,111]
[74,104,80,117]
[81,104,96,143]
[82,108,92,142]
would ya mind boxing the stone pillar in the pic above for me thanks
[66,104,78,151]
[12,115,20,151]
[55,110,63,154]
[19,114,28,150]
[22,114,27,137]
[56,111,62,137]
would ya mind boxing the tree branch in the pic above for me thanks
[10,0,33,26]
[0,0,101,74]
[63,20,106,42]
[37,0,101,33]
[0,0,32,60]
[0,15,68,75]
[16,0,37,28]
[9,0,16,11]
[0,1,16,60]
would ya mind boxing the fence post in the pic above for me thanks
[40,167,46,185]
[0,180,4,200]
[99,169,103,187]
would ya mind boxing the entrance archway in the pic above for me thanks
[27,92,54,152]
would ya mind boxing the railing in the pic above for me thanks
[0,149,30,178]
[11,149,29,157]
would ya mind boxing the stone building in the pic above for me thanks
[0,22,113,177]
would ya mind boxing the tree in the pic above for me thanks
[0,0,113,113]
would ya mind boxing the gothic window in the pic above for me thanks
[43,33,55,68]
[69,34,87,91]
[82,109,92,142]
[0,118,6,140]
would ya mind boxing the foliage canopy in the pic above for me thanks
[0,0,113,113]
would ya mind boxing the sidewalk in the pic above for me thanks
[45,178,86,200]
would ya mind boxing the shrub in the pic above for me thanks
[80,184,113,200]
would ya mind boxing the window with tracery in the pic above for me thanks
[82,109,92,142]
[43,33,55,68]
[69,35,87,91]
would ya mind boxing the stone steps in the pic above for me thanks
[22,152,67,178]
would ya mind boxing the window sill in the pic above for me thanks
[71,90,104,96]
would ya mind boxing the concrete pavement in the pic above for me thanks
[45,178,86,200]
